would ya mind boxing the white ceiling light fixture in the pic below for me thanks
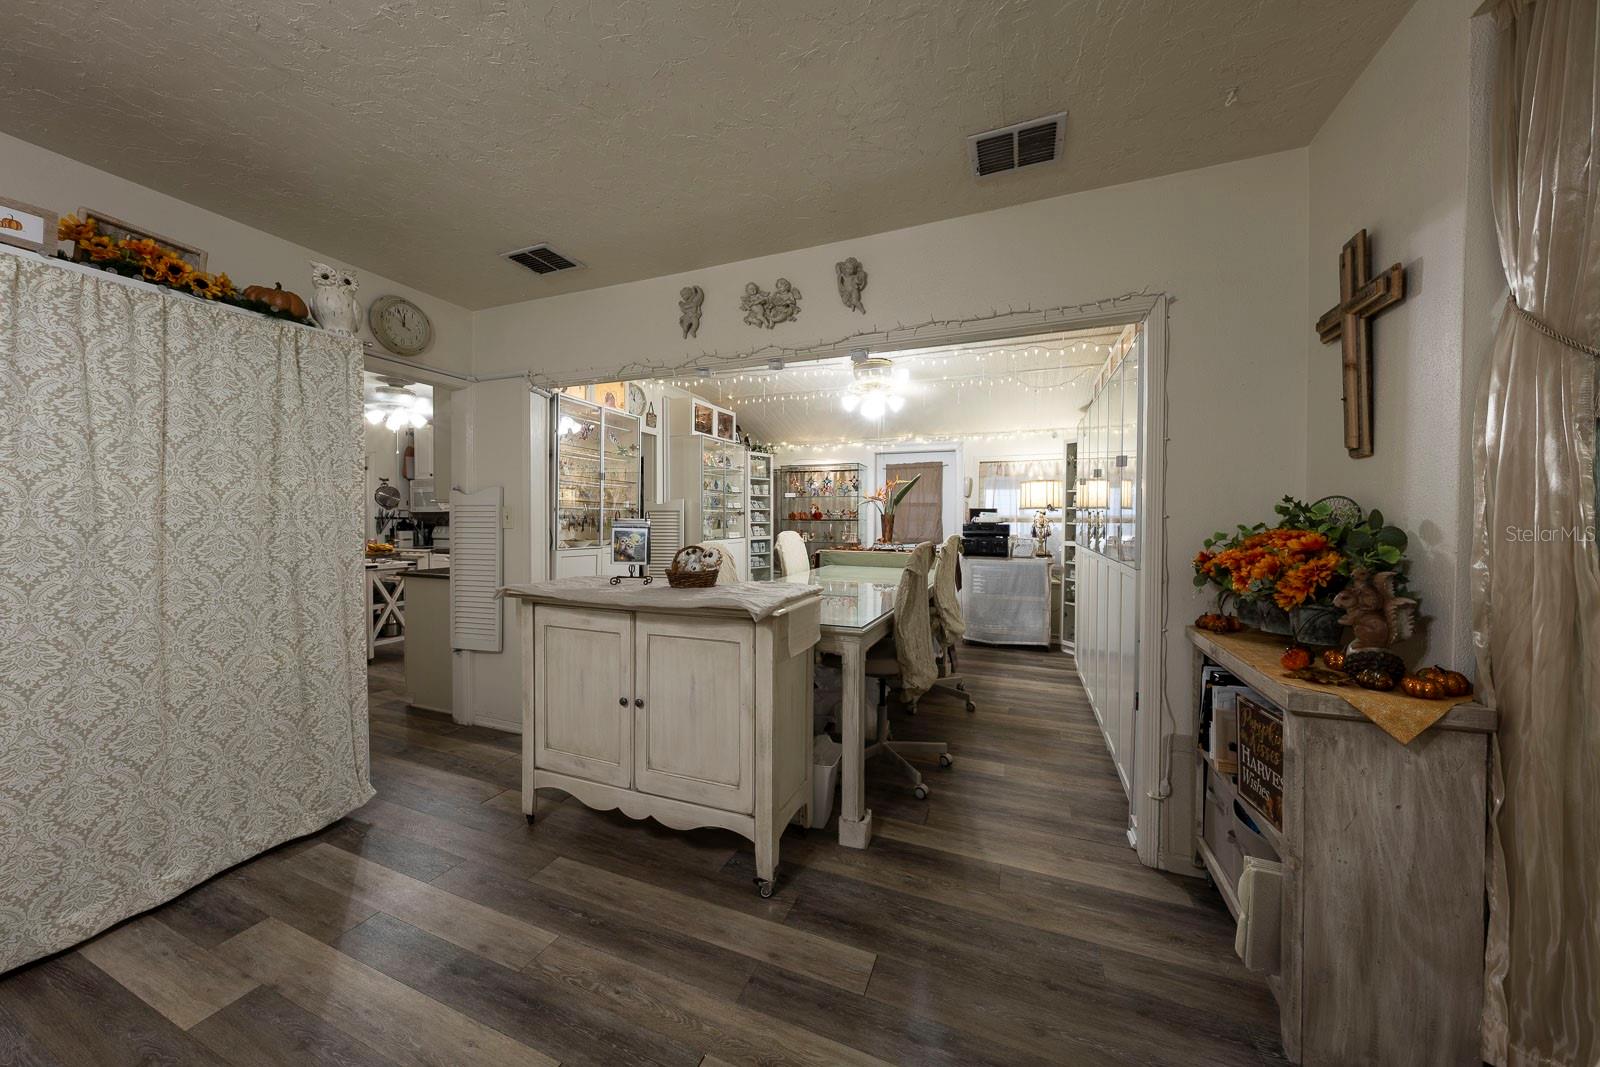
[365,382,432,431]
[839,354,910,420]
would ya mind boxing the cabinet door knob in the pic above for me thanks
[618,697,628,707]
[634,698,645,708]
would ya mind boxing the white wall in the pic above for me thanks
[470,150,1312,869]
[0,130,474,373]
[1304,0,1498,669]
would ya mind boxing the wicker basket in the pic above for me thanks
[666,544,723,588]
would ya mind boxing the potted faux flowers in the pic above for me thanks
[1192,496,1416,646]
[863,474,921,545]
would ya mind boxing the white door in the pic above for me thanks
[632,613,754,813]
[534,605,633,787]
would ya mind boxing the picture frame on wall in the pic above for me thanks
[73,209,208,271]
[0,197,58,255]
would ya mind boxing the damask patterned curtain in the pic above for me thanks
[1471,1,1600,1063]
[0,250,372,973]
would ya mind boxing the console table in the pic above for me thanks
[1190,627,1495,1066]
[505,578,821,897]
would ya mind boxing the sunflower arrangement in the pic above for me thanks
[1192,496,1414,613]
[56,215,237,302]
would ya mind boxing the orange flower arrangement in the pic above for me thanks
[1196,528,1345,609]
[56,216,242,307]
[1194,496,1415,618]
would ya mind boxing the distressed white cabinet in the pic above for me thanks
[512,588,820,895]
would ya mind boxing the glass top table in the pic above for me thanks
[772,564,904,633]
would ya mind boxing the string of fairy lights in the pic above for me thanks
[649,336,1123,417]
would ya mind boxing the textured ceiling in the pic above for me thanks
[677,326,1125,446]
[0,1,1410,310]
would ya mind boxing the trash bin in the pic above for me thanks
[812,734,841,827]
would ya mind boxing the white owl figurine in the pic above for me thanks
[309,261,361,336]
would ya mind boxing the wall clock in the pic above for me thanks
[627,382,647,416]
[368,295,433,357]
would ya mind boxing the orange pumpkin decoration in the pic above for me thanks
[1321,649,1346,672]
[1354,668,1396,692]
[242,282,309,320]
[1401,674,1445,700]
[1428,665,1473,698]
[1280,646,1313,671]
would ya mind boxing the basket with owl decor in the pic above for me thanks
[666,544,724,588]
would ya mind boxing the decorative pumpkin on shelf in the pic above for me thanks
[1418,665,1473,698]
[1353,668,1397,692]
[242,282,310,320]
[1401,674,1446,700]
[1280,646,1313,671]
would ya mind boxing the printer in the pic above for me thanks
[961,520,1009,557]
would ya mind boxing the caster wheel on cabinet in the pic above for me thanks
[755,879,775,899]
[939,753,954,769]
[525,813,536,825]
[965,700,977,713]
[913,784,931,800]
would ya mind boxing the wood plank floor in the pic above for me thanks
[0,642,1288,1066]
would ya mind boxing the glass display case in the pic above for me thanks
[778,463,865,552]
[748,452,773,580]
[1075,343,1139,567]
[554,395,641,549]
[698,438,745,540]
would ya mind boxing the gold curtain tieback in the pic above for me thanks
[1511,297,1600,359]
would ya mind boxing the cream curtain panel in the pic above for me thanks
[1471,1,1600,1064]
[0,251,373,973]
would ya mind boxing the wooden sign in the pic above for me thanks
[1237,695,1284,831]
[1315,229,1406,459]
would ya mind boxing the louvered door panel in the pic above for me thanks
[451,487,504,652]
[645,499,685,579]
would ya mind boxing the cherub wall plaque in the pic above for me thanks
[739,278,803,329]
[836,256,868,313]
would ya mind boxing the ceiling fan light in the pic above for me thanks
[886,395,905,412]
[841,394,860,412]
[859,394,886,419]
[384,410,408,431]
[364,407,385,425]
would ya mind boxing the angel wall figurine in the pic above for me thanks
[678,285,704,338]
[836,256,868,313]
[738,278,803,329]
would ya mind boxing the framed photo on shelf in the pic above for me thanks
[73,209,208,271]
[0,196,58,255]
[611,519,651,566]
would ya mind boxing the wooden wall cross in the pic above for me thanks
[1315,229,1406,459]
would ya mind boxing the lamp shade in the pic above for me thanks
[1019,479,1060,510]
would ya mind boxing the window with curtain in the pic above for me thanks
[978,459,1064,518]
[885,460,945,544]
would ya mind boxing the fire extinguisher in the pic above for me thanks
[402,440,415,481]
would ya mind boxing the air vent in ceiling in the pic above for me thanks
[967,113,1067,178]
[503,243,583,275]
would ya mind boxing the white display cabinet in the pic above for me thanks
[552,395,643,576]
[748,452,773,580]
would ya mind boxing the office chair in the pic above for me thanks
[862,542,953,799]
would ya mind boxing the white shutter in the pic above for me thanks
[450,487,504,652]
[645,499,685,579]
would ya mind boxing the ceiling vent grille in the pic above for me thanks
[503,243,583,275]
[967,113,1067,177]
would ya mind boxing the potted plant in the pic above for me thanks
[863,474,921,545]
[1192,496,1416,647]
